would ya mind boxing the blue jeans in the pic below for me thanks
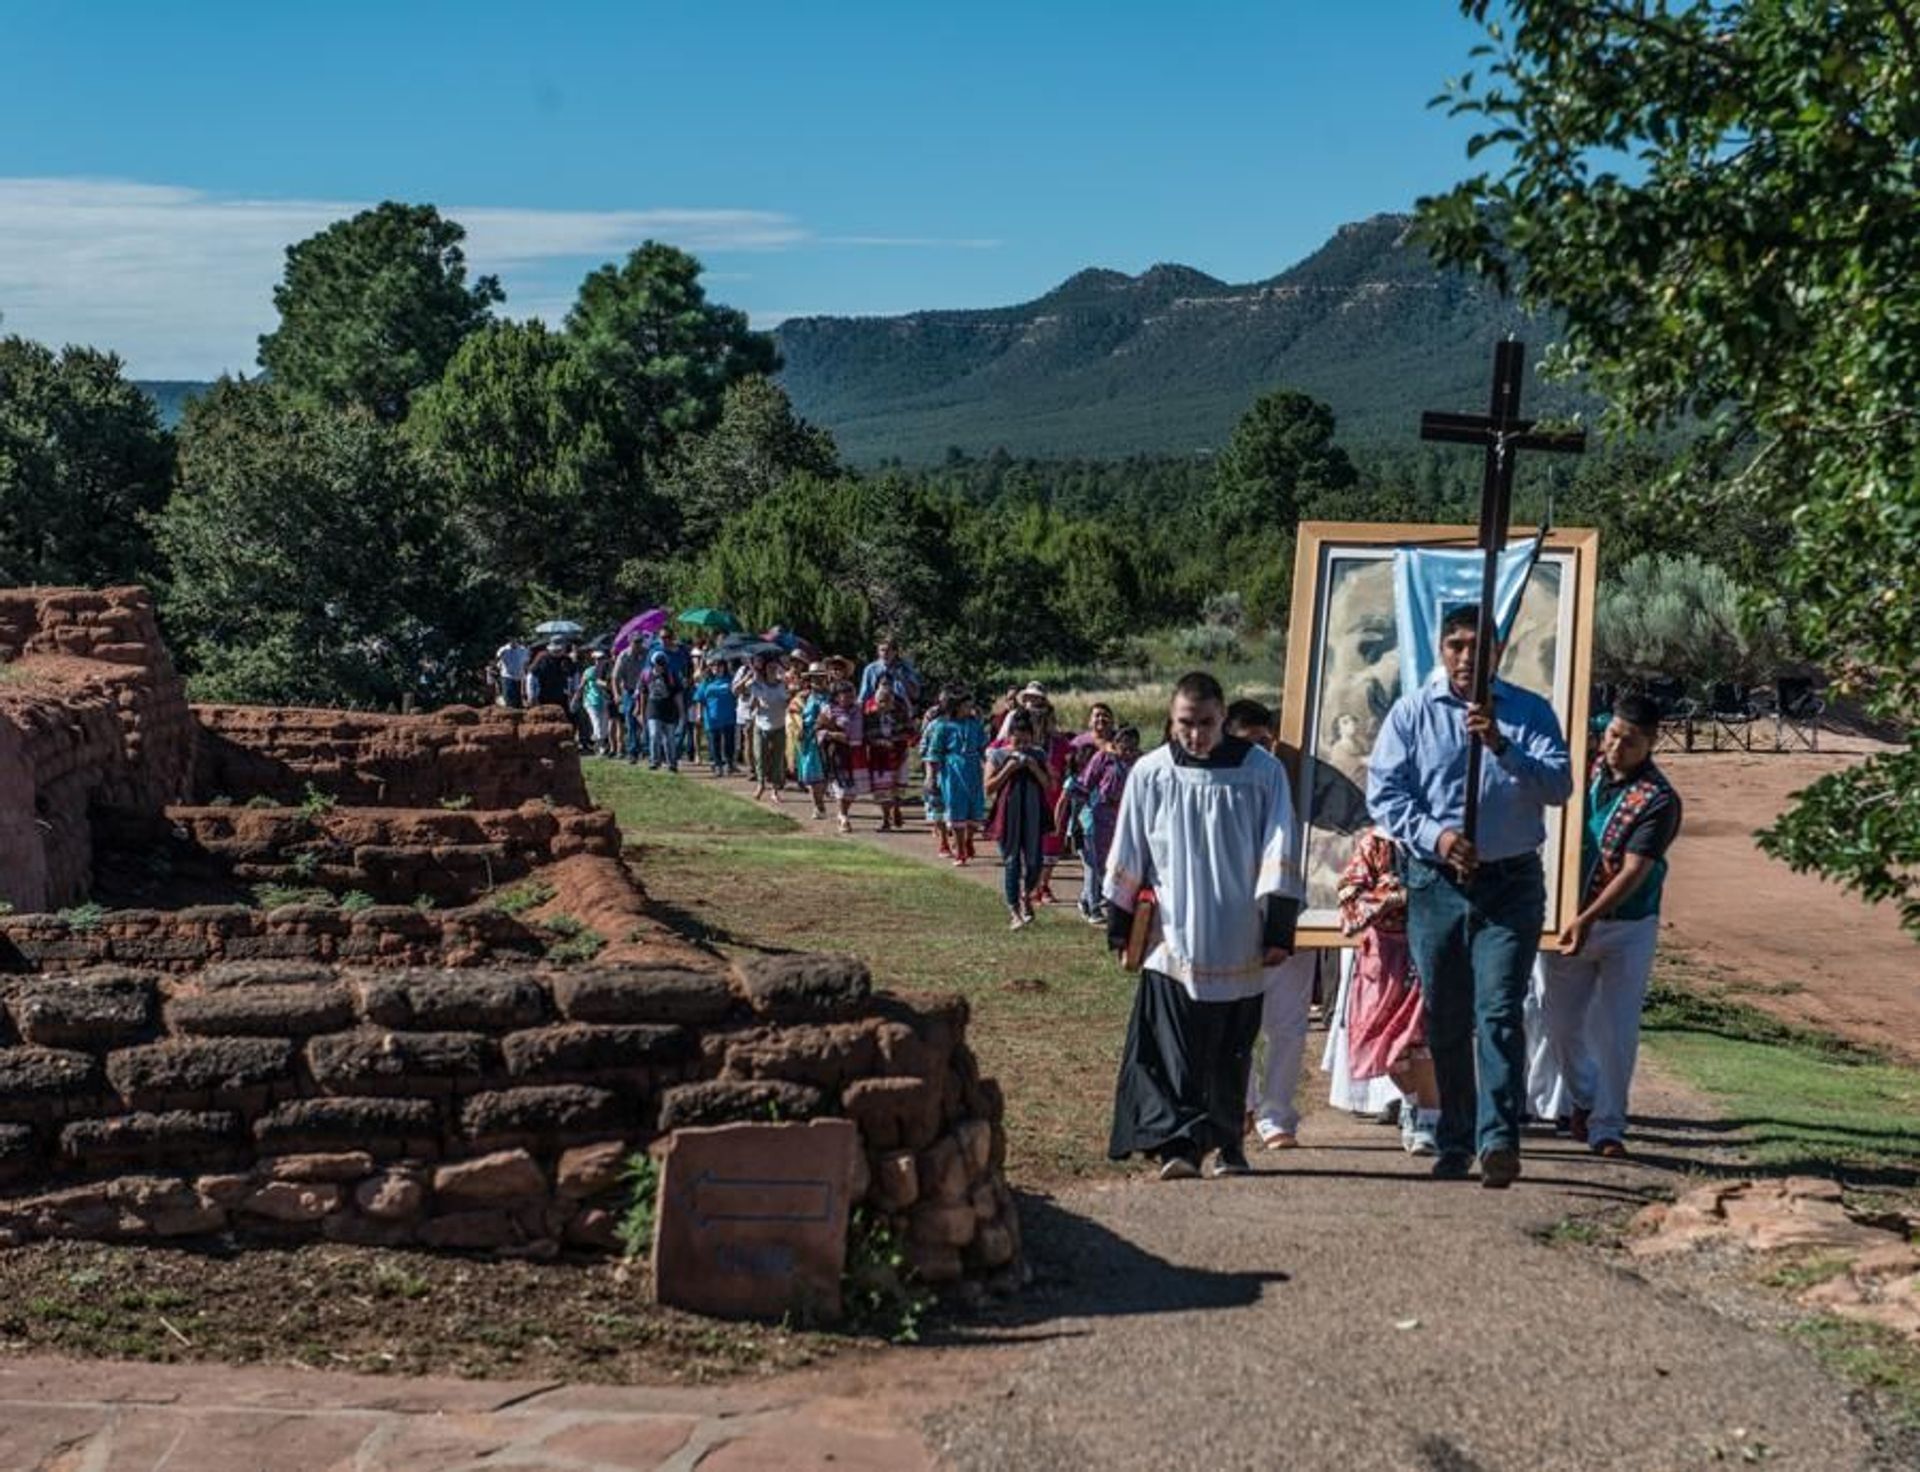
[708,723,738,772]
[621,698,642,762]
[1403,853,1546,1158]
[1001,827,1043,913]
[647,717,679,769]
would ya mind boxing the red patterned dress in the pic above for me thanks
[1337,829,1429,1082]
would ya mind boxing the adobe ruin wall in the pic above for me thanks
[0,586,1020,1294]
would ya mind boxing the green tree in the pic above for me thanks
[407,320,630,621]
[662,376,840,550]
[1206,389,1357,543]
[158,379,504,706]
[258,202,502,422]
[0,337,174,587]
[1420,0,1920,935]
[565,242,778,465]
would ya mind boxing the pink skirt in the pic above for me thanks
[1347,927,1427,1081]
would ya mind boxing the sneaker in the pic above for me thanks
[1479,1147,1522,1190]
[1258,1129,1299,1151]
[1008,912,1027,931]
[1208,1144,1252,1178]
[1158,1146,1201,1181]
[1431,1153,1472,1181]
[1403,1116,1439,1156]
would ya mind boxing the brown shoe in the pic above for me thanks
[1569,1107,1591,1144]
[1593,1139,1629,1160]
[1479,1147,1522,1190]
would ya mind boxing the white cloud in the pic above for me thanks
[0,177,809,377]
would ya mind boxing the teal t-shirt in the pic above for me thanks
[1580,773,1669,921]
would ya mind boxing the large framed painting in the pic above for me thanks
[1279,522,1600,948]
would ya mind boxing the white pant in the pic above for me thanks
[1248,951,1318,1136]
[1537,915,1660,1144]
[1322,948,1404,1115]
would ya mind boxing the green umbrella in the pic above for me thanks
[676,607,741,633]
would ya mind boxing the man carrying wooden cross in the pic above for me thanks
[1366,605,1572,1186]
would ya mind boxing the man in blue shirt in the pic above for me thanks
[1367,603,1573,1187]
[858,638,921,714]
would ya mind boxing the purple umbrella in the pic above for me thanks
[612,608,672,654]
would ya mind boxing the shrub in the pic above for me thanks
[614,1153,658,1261]
[489,880,556,916]
[338,890,375,914]
[1173,622,1244,663]
[57,902,107,931]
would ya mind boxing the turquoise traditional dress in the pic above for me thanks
[794,691,828,786]
[932,716,988,824]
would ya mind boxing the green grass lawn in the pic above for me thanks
[585,762,1135,1183]
[1642,968,1920,1183]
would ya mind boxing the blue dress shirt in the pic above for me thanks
[1366,669,1573,863]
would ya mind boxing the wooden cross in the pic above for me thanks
[1419,339,1585,842]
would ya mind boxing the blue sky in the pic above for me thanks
[0,1,1493,377]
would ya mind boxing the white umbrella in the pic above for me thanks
[532,619,585,638]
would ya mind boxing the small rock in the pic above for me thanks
[264,1151,376,1183]
[355,1171,426,1222]
[241,1181,342,1222]
[556,1140,630,1199]
[432,1149,546,1205]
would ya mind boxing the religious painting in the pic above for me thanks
[1279,522,1600,947]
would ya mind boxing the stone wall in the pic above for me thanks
[0,588,196,913]
[192,705,590,811]
[0,954,1017,1286]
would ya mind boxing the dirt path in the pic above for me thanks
[1656,741,1919,1061]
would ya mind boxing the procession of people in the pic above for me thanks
[491,596,1676,1190]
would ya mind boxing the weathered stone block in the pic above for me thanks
[0,1048,99,1117]
[0,1122,37,1184]
[916,1138,968,1205]
[355,1170,426,1221]
[5,968,156,1047]
[305,1029,493,1093]
[549,967,736,1025]
[262,1151,375,1183]
[106,1037,293,1105]
[657,1079,825,1131]
[167,985,354,1038]
[556,1140,629,1199]
[565,1206,620,1250]
[241,1180,342,1222]
[721,1024,879,1092]
[353,970,548,1031]
[869,1150,919,1211]
[732,954,871,1021]
[906,1239,963,1284]
[433,1148,546,1204]
[954,1118,994,1179]
[909,1200,977,1249]
[460,1085,622,1143]
[253,1095,441,1154]
[501,1023,691,1078]
[197,960,336,990]
[972,1220,1017,1269]
[57,1111,241,1171]
[840,1076,942,1152]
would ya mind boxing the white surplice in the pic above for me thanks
[1104,743,1306,1003]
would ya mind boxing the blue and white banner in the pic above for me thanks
[1391,534,1544,690]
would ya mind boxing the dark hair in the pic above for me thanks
[1225,698,1274,734]
[1171,670,1226,707]
[1115,725,1141,746]
[1006,709,1036,735]
[1441,603,1482,636]
[1613,693,1661,734]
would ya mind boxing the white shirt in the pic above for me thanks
[1104,743,1305,1002]
[495,643,531,681]
[743,679,790,732]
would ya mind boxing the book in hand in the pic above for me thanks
[1121,887,1159,972]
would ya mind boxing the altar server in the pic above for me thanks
[1539,693,1681,1158]
[1106,673,1305,1180]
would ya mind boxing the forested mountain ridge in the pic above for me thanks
[774,213,1587,464]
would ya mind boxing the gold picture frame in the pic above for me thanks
[1279,521,1600,948]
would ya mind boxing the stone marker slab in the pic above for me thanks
[653,1119,857,1322]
